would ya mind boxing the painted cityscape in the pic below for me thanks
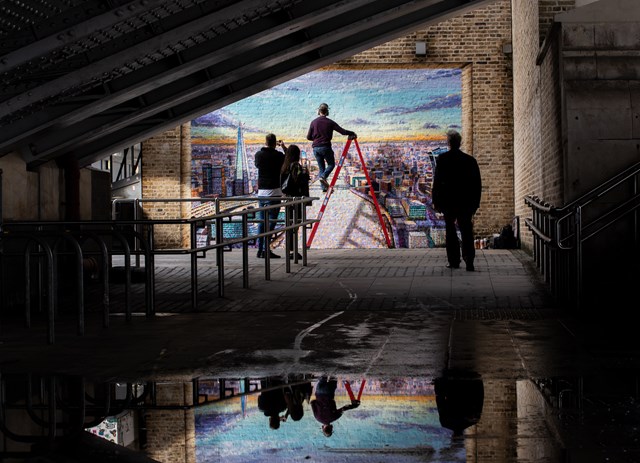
[191,69,462,249]
[194,376,466,462]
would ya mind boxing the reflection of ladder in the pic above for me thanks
[307,138,392,248]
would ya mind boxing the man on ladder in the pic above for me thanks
[306,103,357,192]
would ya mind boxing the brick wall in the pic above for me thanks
[144,382,195,463]
[512,0,543,252]
[180,124,192,248]
[335,0,515,238]
[474,379,518,462]
[141,124,190,249]
[512,1,570,251]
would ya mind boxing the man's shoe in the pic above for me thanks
[257,250,280,259]
[466,264,475,271]
[446,262,460,269]
[319,177,330,189]
[289,252,303,260]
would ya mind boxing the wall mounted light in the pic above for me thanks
[415,41,427,57]
[502,42,513,55]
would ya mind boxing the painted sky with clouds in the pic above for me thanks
[192,68,461,145]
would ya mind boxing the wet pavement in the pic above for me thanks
[1,248,639,461]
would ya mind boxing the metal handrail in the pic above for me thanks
[1,196,318,342]
[524,161,640,311]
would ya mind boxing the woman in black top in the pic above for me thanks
[280,144,310,260]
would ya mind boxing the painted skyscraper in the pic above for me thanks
[233,123,252,195]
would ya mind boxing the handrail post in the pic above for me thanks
[284,201,291,274]
[25,237,55,344]
[145,223,155,316]
[215,215,224,297]
[301,200,308,266]
[79,232,110,328]
[52,233,85,336]
[190,221,198,311]
[111,230,132,321]
[543,206,550,284]
[134,199,141,268]
[262,203,271,281]
[292,199,299,263]
[634,172,639,256]
[548,213,557,299]
[242,214,249,288]
[574,206,583,312]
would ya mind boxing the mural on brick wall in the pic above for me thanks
[195,376,471,462]
[191,69,462,249]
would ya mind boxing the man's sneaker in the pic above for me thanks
[258,250,281,259]
[319,177,329,189]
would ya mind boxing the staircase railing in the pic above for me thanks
[524,161,640,310]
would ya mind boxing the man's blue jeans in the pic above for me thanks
[313,146,335,181]
[257,198,281,253]
[315,376,337,398]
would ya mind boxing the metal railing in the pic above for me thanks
[0,195,318,343]
[524,161,640,310]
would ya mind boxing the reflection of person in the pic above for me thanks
[283,380,313,422]
[311,376,360,437]
[281,144,310,260]
[431,129,482,271]
[254,133,286,259]
[434,369,484,437]
[306,103,357,192]
[257,378,287,430]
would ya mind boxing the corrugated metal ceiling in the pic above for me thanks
[0,0,495,168]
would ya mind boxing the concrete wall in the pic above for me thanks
[0,152,105,222]
[558,2,640,201]
[0,153,42,221]
[513,0,640,256]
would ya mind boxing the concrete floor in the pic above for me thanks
[1,248,639,462]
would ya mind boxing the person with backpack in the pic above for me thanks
[280,144,310,260]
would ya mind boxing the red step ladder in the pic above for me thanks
[306,138,392,248]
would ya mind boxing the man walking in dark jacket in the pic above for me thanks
[432,129,482,271]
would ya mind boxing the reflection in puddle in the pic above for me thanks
[1,371,639,462]
[195,373,479,462]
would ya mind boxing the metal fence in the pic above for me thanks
[0,195,318,344]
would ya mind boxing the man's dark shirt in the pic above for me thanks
[306,116,355,148]
[311,396,343,425]
[254,146,285,189]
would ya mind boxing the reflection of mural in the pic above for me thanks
[191,69,462,249]
[195,376,465,462]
